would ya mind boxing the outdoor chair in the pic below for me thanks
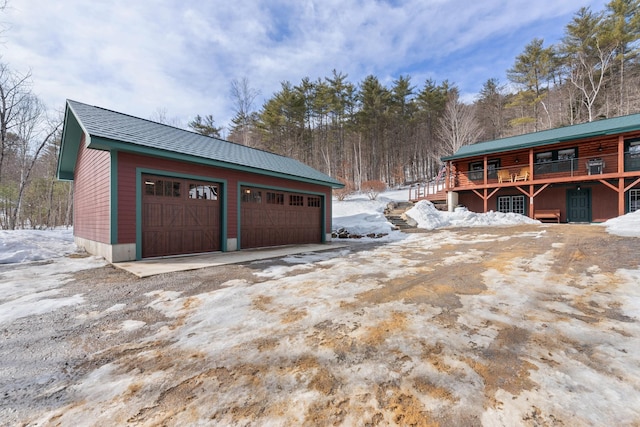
[513,167,530,182]
[497,169,512,183]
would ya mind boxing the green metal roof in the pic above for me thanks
[57,100,343,188]
[441,113,640,161]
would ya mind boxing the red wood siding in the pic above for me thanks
[530,187,567,221]
[74,137,111,243]
[590,184,619,222]
[458,193,484,213]
[116,152,333,244]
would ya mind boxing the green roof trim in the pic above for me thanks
[441,113,640,161]
[57,100,344,188]
[57,105,86,181]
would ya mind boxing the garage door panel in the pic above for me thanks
[142,231,164,258]
[144,203,163,227]
[142,175,221,258]
[164,205,184,227]
[240,186,323,249]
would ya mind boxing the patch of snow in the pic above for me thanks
[0,228,76,264]
[405,200,540,230]
[602,209,640,237]
[121,320,146,332]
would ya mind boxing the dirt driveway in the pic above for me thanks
[2,224,640,426]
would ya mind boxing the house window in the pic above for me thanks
[469,159,500,181]
[624,138,640,171]
[534,147,578,174]
[266,192,284,205]
[629,140,640,158]
[289,195,304,206]
[630,189,640,212]
[536,152,553,163]
[308,196,321,207]
[189,184,218,200]
[242,188,262,203]
[497,195,526,215]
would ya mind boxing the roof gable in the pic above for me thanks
[442,113,640,161]
[58,100,343,188]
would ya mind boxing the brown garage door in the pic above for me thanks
[240,187,322,249]
[142,175,220,258]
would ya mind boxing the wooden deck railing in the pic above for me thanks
[408,150,640,201]
[453,152,630,189]
[408,179,447,201]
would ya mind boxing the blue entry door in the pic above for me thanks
[566,189,591,222]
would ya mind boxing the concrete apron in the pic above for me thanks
[113,243,349,278]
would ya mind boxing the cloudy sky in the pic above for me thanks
[3,0,608,136]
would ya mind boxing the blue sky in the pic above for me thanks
[3,0,608,136]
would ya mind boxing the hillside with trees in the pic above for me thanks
[1,1,639,229]
[224,1,640,191]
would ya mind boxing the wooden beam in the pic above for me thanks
[532,183,550,198]
[624,176,640,192]
[529,149,534,179]
[619,178,625,217]
[487,187,501,200]
[618,135,625,174]
[598,179,619,192]
[514,186,532,197]
[529,184,534,218]
[483,156,488,185]
[472,189,484,199]
[483,188,488,212]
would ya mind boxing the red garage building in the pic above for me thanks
[57,100,343,262]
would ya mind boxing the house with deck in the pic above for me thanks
[57,100,343,262]
[411,113,640,222]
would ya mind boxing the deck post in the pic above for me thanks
[447,191,458,212]
[483,156,488,186]
[483,188,488,212]
[618,136,625,216]
[619,178,625,216]
[529,184,534,218]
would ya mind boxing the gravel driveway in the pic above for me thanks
[2,224,639,426]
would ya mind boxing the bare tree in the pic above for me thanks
[0,63,32,182]
[436,91,482,157]
[562,7,618,121]
[10,95,61,229]
[230,77,260,146]
[149,107,182,128]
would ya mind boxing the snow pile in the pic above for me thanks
[405,200,539,230]
[331,189,411,236]
[331,197,395,236]
[0,228,77,264]
[331,189,539,239]
[602,209,640,237]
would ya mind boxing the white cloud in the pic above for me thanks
[1,0,608,132]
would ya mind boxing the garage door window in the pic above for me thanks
[189,184,218,200]
[242,189,262,203]
[289,195,304,206]
[308,196,321,207]
[145,179,181,197]
[267,192,284,205]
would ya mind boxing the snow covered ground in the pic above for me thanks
[1,190,640,425]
